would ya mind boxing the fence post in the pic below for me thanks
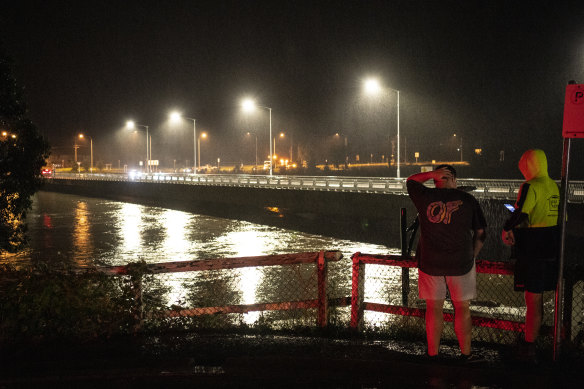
[317,250,328,328]
[350,253,365,330]
[131,274,144,334]
[400,208,410,306]
[554,137,571,361]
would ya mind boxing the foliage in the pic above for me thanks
[0,46,50,252]
[0,262,137,344]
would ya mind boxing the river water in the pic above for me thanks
[0,191,393,266]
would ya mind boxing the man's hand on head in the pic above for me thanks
[433,167,456,188]
[433,167,453,181]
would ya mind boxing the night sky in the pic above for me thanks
[2,1,584,178]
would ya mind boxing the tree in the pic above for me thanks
[0,46,50,252]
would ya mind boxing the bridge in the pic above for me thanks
[52,172,584,202]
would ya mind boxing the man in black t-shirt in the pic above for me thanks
[407,165,487,360]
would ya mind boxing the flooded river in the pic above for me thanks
[0,191,393,267]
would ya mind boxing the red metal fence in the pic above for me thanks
[350,253,527,333]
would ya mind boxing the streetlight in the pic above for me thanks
[363,77,401,178]
[169,111,197,174]
[246,132,258,172]
[334,132,349,168]
[454,133,463,162]
[242,98,272,176]
[198,132,207,170]
[125,121,149,173]
[274,131,286,168]
[78,133,93,173]
[73,135,79,163]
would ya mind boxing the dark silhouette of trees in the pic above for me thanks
[0,46,50,252]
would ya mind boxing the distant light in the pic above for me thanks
[79,134,84,139]
[1,131,7,136]
[126,120,136,129]
[242,99,256,112]
[169,111,182,123]
[474,148,482,155]
[201,132,207,139]
[279,132,285,137]
[364,78,381,95]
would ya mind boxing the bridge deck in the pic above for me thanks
[51,173,584,202]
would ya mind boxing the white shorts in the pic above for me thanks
[418,263,476,301]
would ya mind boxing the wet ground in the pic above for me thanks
[1,333,581,388]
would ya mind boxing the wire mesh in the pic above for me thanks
[1,252,582,354]
[135,262,322,332]
[349,254,584,351]
[117,253,584,352]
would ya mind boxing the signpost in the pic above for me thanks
[554,82,584,361]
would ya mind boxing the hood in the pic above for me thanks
[518,149,549,181]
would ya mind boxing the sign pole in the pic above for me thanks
[554,81,584,361]
[553,137,571,361]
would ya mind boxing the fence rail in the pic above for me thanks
[99,251,343,329]
[91,249,583,349]
[51,172,584,202]
[349,253,528,335]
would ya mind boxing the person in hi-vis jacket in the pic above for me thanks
[502,149,559,361]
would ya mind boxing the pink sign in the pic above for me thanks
[563,84,584,138]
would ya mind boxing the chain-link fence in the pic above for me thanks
[349,253,554,345]
[1,249,582,355]
[99,251,344,333]
[99,251,583,353]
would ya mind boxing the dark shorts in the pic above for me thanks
[514,257,558,293]
[513,226,559,293]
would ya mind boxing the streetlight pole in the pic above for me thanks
[242,99,273,176]
[460,136,463,162]
[396,89,400,178]
[78,134,93,173]
[74,136,79,163]
[197,132,207,170]
[384,86,401,178]
[269,108,272,175]
[169,112,197,174]
[364,78,401,178]
[454,133,463,162]
[126,121,149,173]
[247,132,258,172]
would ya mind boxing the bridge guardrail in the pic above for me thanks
[50,172,584,202]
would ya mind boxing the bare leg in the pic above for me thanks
[425,299,445,356]
[452,300,472,355]
[524,292,543,342]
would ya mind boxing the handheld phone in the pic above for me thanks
[504,204,515,212]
